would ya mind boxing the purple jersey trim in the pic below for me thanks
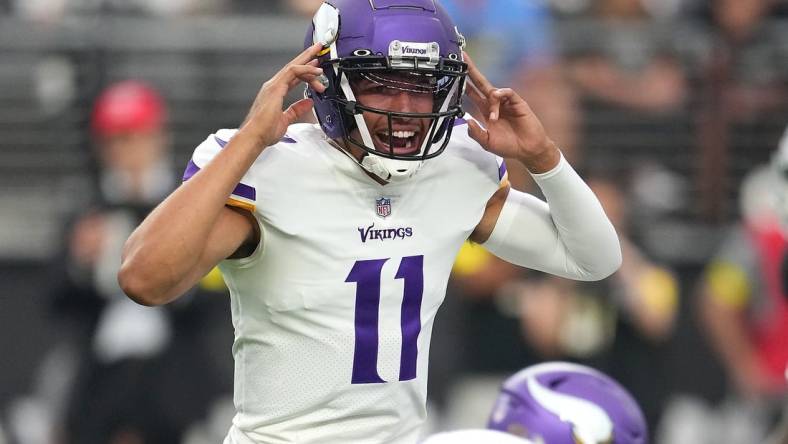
[281,136,296,144]
[454,117,467,126]
[232,182,256,201]
[181,160,256,201]
[498,161,508,181]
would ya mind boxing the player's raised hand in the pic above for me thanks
[242,43,327,148]
[463,52,561,173]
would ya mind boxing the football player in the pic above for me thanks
[487,362,647,443]
[118,1,622,443]
[423,362,647,444]
[697,126,788,443]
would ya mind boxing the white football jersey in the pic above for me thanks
[422,429,534,444]
[184,120,505,444]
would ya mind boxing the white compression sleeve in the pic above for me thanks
[483,155,622,281]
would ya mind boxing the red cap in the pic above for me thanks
[91,80,165,137]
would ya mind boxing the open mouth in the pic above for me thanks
[373,129,422,156]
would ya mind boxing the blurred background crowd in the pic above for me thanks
[0,0,787,443]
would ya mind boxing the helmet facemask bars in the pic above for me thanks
[306,1,468,182]
[331,50,467,163]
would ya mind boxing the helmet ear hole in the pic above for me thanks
[548,376,568,389]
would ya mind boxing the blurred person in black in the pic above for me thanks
[48,81,231,444]
[512,173,679,435]
[562,0,689,198]
[694,0,788,220]
[694,128,788,444]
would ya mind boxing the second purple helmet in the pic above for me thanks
[488,362,648,444]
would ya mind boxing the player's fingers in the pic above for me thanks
[287,69,327,91]
[271,44,323,87]
[284,65,325,89]
[309,74,329,93]
[492,87,536,120]
[467,118,490,149]
[289,65,324,80]
[492,88,528,108]
[487,88,502,121]
[289,42,324,67]
[283,98,315,125]
[492,88,516,101]
[463,51,496,95]
[465,82,490,117]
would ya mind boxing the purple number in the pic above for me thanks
[346,258,388,384]
[396,255,423,381]
[346,255,425,384]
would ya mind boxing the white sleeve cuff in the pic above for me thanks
[529,152,567,182]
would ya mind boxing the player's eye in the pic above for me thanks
[354,82,385,95]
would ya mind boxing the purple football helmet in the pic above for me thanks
[488,362,648,444]
[304,0,467,182]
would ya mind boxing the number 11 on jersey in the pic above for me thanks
[345,255,424,384]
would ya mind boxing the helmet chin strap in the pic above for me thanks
[360,154,393,181]
[361,154,422,183]
[327,136,422,183]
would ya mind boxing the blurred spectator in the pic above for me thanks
[566,0,687,113]
[6,81,232,444]
[61,81,174,444]
[695,0,788,220]
[561,0,691,254]
[513,173,679,433]
[695,127,788,443]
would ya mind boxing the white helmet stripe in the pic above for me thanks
[526,374,614,443]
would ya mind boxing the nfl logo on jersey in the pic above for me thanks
[376,197,391,218]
